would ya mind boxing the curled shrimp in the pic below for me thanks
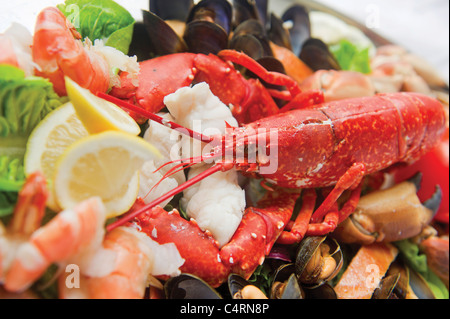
[0,171,184,298]
[1,172,107,293]
[31,7,110,96]
[58,226,184,299]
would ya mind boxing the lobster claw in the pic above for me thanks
[220,189,300,279]
[332,173,441,245]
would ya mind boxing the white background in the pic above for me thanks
[1,0,448,84]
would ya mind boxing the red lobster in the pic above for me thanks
[109,50,323,124]
[100,50,446,288]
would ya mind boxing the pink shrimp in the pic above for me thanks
[4,196,106,292]
[1,172,184,298]
[31,7,109,96]
[58,227,157,299]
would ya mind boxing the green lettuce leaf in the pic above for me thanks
[394,239,449,299]
[330,39,372,74]
[0,65,65,216]
[57,0,135,54]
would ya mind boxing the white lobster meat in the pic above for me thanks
[163,82,246,247]
[140,112,185,208]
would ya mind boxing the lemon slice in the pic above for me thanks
[65,76,141,135]
[53,131,161,218]
[24,102,89,211]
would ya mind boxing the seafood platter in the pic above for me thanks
[0,0,448,300]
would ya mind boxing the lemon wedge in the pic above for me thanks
[24,102,89,211]
[53,131,161,218]
[65,76,141,135]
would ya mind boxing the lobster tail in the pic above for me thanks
[379,92,447,163]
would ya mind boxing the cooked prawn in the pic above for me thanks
[31,7,110,96]
[1,171,184,298]
[58,226,184,299]
[0,171,107,292]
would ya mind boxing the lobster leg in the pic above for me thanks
[217,50,302,98]
[306,184,362,236]
[276,189,316,245]
[277,165,365,244]
[311,162,366,223]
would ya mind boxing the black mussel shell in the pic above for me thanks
[372,274,402,299]
[303,283,338,299]
[408,268,437,299]
[268,13,292,51]
[186,0,233,34]
[232,0,262,28]
[295,236,343,287]
[254,0,269,28]
[164,274,222,299]
[150,0,194,21]
[228,273,250,299]
[136,10,188,58]
[281,5,311,56]
[183,20,229,55]
[270,264,304,299]
[232,19,273,57]
[229,34,264,60]
[299,38,341,71]
[128,22,154,61]
[379,258,410,299]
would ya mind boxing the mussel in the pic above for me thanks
[150,0,194,22]
[164,273,222,299]
[228,274,268,299]
[295,236,343,288]
[268,236,343,299]
[299,38,341,71]
[372,259,410,299]
[230,19,273,58]
[232,0,265,28]
[183,0,233,54]
[128,10,188,60]
[281,4,311,56]
[270,264,304,299]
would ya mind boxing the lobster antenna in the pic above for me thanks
[152,152,219,174]
[97,92,213,143]
[143,161,199,201]
[106,164,223,232]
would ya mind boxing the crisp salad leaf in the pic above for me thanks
[330,39,372,74]
[57,0,135,54]
[0,65,65,216]
[395,239,449,299]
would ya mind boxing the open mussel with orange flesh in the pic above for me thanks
[270,264,304,299]
[295,236,343,288]
[228,274,269,299]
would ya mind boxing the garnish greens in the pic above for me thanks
[57,0,135,54]
[330,39,372,74]
[395,239,449,299]
[0,65,65,216]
